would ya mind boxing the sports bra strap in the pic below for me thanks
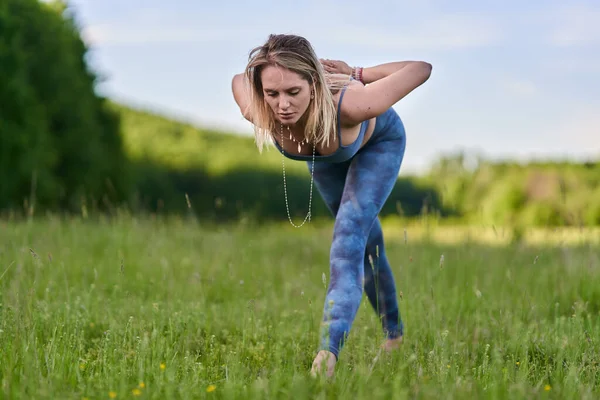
[336,83,350,135]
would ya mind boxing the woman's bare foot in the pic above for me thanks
[310,350,337,378]
[382,336,403,351]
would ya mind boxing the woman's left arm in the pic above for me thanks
[341,61,432,123]
[320,59,416,84]
[360,62,416,84]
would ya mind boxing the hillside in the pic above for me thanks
[112,102,308,176]
[112,102,444,222]
[112,102,600,227]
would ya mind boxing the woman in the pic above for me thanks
[231,34,432,377]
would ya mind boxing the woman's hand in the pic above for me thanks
[320,58,352,75]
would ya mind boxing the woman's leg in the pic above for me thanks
[363,217,403,342]
[311,129,406,364]
[310,160,402,342]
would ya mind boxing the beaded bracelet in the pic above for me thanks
[352,66,364,83]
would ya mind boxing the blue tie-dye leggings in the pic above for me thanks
[308,108,406,359]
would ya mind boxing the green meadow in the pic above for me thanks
[1,215,599,399]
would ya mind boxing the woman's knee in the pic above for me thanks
[332,215,373,249]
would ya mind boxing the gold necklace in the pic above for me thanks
[285,127,309,153]
[279,124,315,228]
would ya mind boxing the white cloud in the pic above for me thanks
[323,13,502,51]
[547,4,600,46]
[545,58,600,74]
[81,24,257,46]
[555,107,600,152]
[81,7,502,51]
[503,79,538,97]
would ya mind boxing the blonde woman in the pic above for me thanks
[232,34,432,378]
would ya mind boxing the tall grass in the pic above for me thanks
[1,215,599,399]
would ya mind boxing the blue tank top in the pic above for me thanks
[272,81,369,163]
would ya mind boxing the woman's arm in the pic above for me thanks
[341,61,432,124]
[231,73,253,122]
[360,61,415,84]
[320,59,416,84]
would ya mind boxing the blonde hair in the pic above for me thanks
[244,34,349,152]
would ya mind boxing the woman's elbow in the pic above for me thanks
[417,61,432,81]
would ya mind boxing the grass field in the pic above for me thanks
[1,214,599,399]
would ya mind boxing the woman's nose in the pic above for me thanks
[279,96,290,109]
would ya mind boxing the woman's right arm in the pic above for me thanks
[231,73,253,122]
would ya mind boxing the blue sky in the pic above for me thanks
[58,0,599,173]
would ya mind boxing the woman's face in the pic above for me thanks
[260,64,312,126]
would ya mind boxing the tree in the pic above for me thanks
[0,0,131,213]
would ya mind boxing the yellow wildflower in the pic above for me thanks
[544,385,551,391]
[160,363,166,370]
[206,385,217,393]
[109,391,117,398]
[132,388,142,396]
[138,382,145,388]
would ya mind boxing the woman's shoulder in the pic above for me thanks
[336,78,369,126]
[327,75,363,108]
[326,74,362,92]
[342,77,365,95]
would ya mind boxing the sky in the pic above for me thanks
[55,0,599,174]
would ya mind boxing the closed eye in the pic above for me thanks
[264,88,301,96]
